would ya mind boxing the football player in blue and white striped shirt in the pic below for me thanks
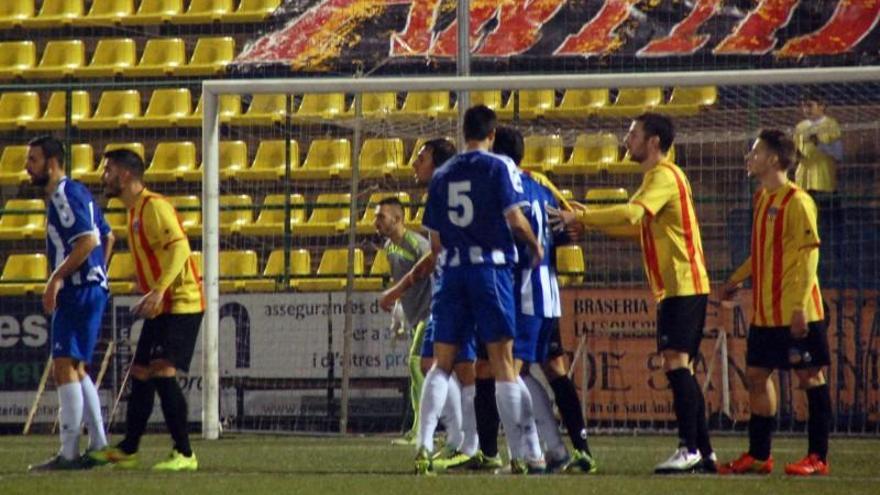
[26,136,114,471]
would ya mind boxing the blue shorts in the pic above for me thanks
[420,317,477,362]
[51,284,108,363]
[514,315,557,363]
[432,265,516,349]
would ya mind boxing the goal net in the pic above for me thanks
[198,68,880,438]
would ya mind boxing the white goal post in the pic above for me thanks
[200,67,879,439]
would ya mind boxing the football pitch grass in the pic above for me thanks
[1,434,878,494]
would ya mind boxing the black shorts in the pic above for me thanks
[746,320,831,370]
[656,295,708,358]
[134,312,203,373]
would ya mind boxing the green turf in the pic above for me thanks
[1,434,878,494]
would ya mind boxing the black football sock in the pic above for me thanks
[118,377,155,455]
[474,378,499,457]
[153,377,193,457]
[666,369,698,452]
[747,414,776,461]
[549,375,590,454]
[691,374,714,457]
[806,384,831,461]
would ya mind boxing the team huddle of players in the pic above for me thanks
[377,105,833,477]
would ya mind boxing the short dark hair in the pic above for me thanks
[493,126,524,166]
[758,129,797,171]
[463,105,496,141]
[28,136,65,165]
[377,196,403,209]
[104,148,145,179]
[634,113,675,153]
[800,88,827,105]
[423,138,456,168]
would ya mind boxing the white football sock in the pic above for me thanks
[58,382,84,460]
[440,375,463,450]
[495,380,523,460]
[80,375,108,450]
[523,373,566,460]
[517,376,544,462]
[459,384,479,456]
[417,367,450,453]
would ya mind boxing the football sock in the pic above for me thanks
[153,377,193,457]
[516,376,543,462]
[118,377,155,455]
[80,374,108,450]
[441,375,463,450]
[807,384,831,461]
[524,374,565,457]
[748,414,776,461]
[57,381,84,461]
[459,384,479,456]
[417,367,450,452]
[474,378,499,457]
[691,374,713,457]
[549,375,590,454]
[666,368,698,452]
[407,355,424,434]
[495,380,523,460]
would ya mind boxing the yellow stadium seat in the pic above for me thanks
[296,193,351,236]
[0,1,35,30]
[556,245,585,287]
[441,90,511,119]
[293,139,349,180]
[103,197,128,237]
[75,38,136,78]
[0,41,35,79]
[0,199,45,240]
[556,133,618,175]
[397,91,450,118]
[596,87,663,117]
[107,252,136,294]
[25,90,90,130]
[176,37,235,76]
[180,93,241,127]
[24,39,85,79]
[231,94,288,126]
[78,90,142,130]
[0,145,28,185]
[357,192,411,234]
[168,195,201,236]
[69,143,94,181]
[79,142,144,184]
[75,0,133,26]
[144,141,197,182]
[185,140,247,181]
[22,0,82,28]
[0,92,40,130]
[124,38,186,77]
[585,188,629,204]
[245,248,310,292]
[293,248,364,292]
[660,86,717,116]
[223,0,281,23]
[238,140,299,181]
[0,253,47,296]
[176,0,233,24]
[219,195,253,234]
[219,250,258,293]
[122,0,181,25]
[132,88,193,128]
[355,138,403,178]
[360,92,397,118]
[294,92,348,120]
[513,90,555,119]
[240,194,306,236]
[520,135,564,172]
[406,193,427,230]
[546,89,610,118]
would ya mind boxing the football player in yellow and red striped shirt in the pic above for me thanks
[718,129,831,477]
[550,113,714,474]
[98,149,203,472]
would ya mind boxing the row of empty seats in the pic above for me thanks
[0,87,718,131]
[0,0,279,29]
[0,244,588,295]
[0,136,665,187]
[0,189,630,240]
[0,37,235,80]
